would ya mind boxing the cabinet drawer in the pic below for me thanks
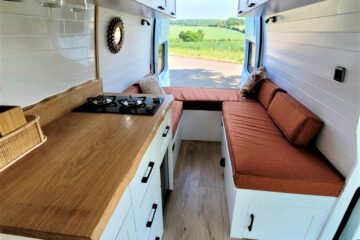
[100,187,132,240]
[134,167,163,240]
[147,202,164,240]
[153,110,172,162]
[130,145,156,208]
[243,203,327,240]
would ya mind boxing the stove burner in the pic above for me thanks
[88,95,116,106]
[119,96,146,109]
[75,95,163,115]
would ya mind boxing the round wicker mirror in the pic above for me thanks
[107,17,124,54]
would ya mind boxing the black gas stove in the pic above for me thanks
[74,95,163,115]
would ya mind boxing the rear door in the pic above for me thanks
[241,16,263,85]
[154,19,170,86]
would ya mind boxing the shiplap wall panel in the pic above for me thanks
[98,8,152,92]
[0,1,96,107]
[264,0,360,177]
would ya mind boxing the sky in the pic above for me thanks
[176,0,238,19]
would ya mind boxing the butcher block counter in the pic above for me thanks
[0,94,174,240]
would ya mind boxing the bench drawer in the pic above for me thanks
[243,203,327,240]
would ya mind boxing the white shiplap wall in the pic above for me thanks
[0,1,96,107]
[98,7,152,92]
[263,0,360,177]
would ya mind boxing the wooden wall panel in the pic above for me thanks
[264,0,360,177]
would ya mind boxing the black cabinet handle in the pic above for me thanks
[155,237,160,240]
[141,162,155,183]
[171,12,175,15]
[248,2,256,7]
[146,204,158,228]
[158,6,165,10]
[172,143,175,151]
[248,214,254,232]
[162,126,170,137]
[238,10,243,14]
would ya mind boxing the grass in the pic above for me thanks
[169,25,245,63]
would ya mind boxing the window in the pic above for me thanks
[158,43,165,74]
[247,41,256,73]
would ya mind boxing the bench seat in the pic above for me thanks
[222,101,344,196]
[163,87,248,110]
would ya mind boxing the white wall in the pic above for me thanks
[263,0,360,177]
[98,7,152,92]
[0,0,96,107]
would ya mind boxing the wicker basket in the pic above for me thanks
[0,115,47,171]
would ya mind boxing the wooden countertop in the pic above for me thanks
[0,94,173,240]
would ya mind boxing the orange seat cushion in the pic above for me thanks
[222,101,344,196]
[258,79,283,109]
[268,92,324,146]
[172,101,183,135]
[163,87,241,102]
[122,84,142,94]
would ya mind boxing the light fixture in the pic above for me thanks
[37,0,63,8]
[67,0,87,12]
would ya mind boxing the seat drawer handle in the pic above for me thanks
[141,162,155,183]
[146,203,158,228]
[162,126,170,137]
[248,214,254,232]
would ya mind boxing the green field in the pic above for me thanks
[169,25,245,63]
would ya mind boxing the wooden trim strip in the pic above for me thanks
[24,79,103,127]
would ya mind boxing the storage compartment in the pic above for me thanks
[243,203,328,240]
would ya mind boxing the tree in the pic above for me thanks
[178,30,205,42]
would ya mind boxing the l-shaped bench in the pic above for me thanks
[122,79,345,240]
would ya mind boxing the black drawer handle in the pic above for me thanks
[238,10,243,14]
[158,6,165,10]
[248,2,256,7]
[146,203,158,228]
[162,126,170,137]
[248,214,254,232]
[172,143,175,151]
[155,237,160,240]
[171,12,175,15]
[141,162,155,183]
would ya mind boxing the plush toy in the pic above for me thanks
[240,66,267,98]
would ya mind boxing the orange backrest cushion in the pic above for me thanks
[122,84,142,94]
[258,79,282,109]
[267,92,324,146]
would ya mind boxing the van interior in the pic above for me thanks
[0,0,359,239]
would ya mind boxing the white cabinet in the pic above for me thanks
[116,208,137,240]
[133,0,176,17]
[243,203,329,240]
[100,187,135,240]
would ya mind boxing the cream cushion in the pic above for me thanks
[139,75,165,96]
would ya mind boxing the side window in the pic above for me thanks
[247,41,256,73]
[158,42,165,74]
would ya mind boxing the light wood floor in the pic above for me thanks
[163,141,231,240]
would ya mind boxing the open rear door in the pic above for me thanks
[154,19,170,86]
[241,16,263,85]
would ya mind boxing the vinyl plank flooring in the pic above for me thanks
[163,141,231,240]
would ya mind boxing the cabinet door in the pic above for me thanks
[152,0,166,11]
[116,208,137,240]
[243,203,327,240]
[166,0,176,17]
